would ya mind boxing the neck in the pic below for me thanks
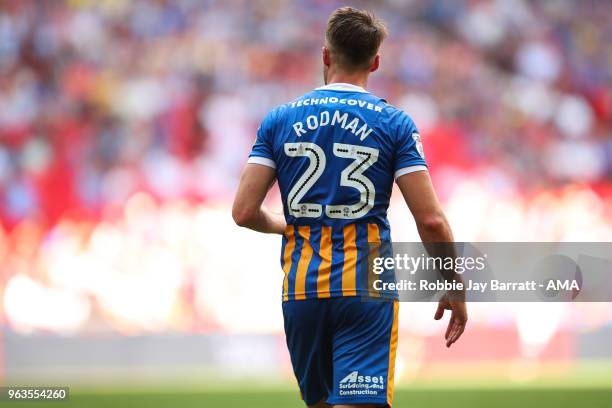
[325,69,369,89]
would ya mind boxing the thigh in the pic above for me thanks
[283,299,334,406]
[327,298,399,407]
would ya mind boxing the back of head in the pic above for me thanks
[325,7,388,72]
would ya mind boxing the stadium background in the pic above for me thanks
[0,0,611,406]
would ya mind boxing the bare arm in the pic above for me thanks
[232,163,286,235]
[396,170,467,347]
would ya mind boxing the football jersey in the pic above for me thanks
[248,82,427,300]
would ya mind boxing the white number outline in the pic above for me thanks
[284,142,326,218]
[326,143,379,219]
[284,142,379,219]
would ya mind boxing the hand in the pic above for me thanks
[434,294,467,348]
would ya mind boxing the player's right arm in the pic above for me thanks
[391,109,467,347]
[396,169,467,348]
[396,170,452,242]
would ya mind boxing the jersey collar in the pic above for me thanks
[315,82,369,93]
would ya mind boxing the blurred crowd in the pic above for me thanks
[1,0,611,225]
[1,0,612,335]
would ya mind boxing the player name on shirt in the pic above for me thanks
[292,110,374,140]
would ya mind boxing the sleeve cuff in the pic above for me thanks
[394,165,427,179]
[248,156,276,169]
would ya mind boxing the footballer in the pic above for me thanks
[233,7,467,408]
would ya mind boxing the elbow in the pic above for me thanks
[417,213,449,238]
[232,205,256,228]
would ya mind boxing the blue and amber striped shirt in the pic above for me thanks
[247,83,427,300]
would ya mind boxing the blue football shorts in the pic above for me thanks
[282,297,399,407]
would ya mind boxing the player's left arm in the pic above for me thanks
[232,163,286,234]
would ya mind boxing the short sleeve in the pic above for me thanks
[248,110,277,168]
[393,111,427,179]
